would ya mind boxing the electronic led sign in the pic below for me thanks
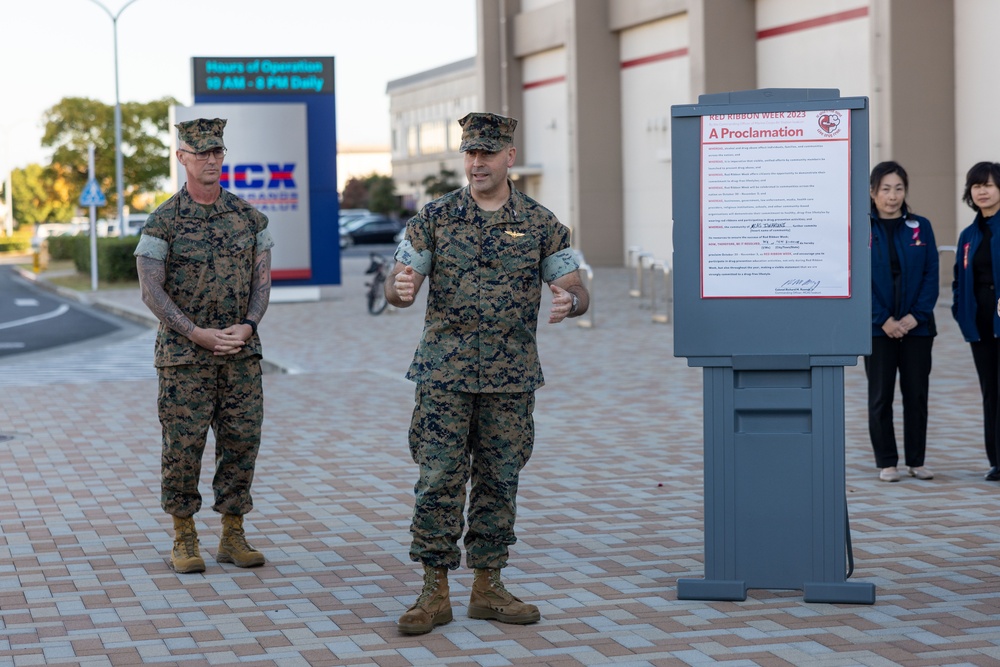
[193,57,335,96]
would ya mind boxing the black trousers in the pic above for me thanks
[969,338,1000,468]
[864,335,933,469]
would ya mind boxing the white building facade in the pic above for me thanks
[386,58,478,212]
[391,0,989,269]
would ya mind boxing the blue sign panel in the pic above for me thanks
[79,179,107,207]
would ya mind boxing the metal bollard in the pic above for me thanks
[576,262,595,329]
[628,246,642,297]
[651,260,673,324]
[636,252,655,308]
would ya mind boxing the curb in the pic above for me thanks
[13,266,288,375]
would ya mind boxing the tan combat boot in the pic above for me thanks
[217,514,266,567]
[170,516,206,574]
[398,565,453,635]
[468,568,540,624]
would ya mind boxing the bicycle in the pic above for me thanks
[365,252,390,315]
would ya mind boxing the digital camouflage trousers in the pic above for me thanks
[408,384,535,570]
[157,359,263,518]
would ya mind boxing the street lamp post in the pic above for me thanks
[85,0,142,237]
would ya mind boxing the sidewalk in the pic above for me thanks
[1,257,999,666]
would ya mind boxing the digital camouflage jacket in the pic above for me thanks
[135,185,273,367]
[395,180,579,393]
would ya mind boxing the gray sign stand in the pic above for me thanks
[671,89,875,604]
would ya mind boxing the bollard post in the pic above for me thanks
[637,252,655,308]
[651,259,672,323]
[576,262,594,329]
[628,246,642,297]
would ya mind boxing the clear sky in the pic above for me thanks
[0,0,477,170]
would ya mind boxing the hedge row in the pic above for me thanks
[0,238,30,252]
[46,235,78,260]
[49,235,141,282]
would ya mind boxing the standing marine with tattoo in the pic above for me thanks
[134,118,273,574]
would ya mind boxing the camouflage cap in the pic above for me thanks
[458,112,517,152]
[175,118,227,152]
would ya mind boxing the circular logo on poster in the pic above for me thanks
[816,111,843,137]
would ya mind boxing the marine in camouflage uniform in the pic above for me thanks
[386,112,589,634]
[135,118,273,574]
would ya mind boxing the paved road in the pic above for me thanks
[0,264,157,385]
[0,265,133,359]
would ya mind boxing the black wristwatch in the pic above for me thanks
[241,318,258,335]
[569,293,579,315]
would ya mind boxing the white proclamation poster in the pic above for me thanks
[700,109,851,298]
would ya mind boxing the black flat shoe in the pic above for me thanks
[985,467,1000,481]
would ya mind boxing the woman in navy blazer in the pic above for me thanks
[952,161,1000,480]
[867,162,938,482]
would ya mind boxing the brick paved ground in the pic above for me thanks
[1,256,999,666]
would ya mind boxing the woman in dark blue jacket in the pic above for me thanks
[867,162,938,482]
[952,161,1000,480]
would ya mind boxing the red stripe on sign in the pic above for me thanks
[272,269,312,280]
[621,47,689,69]
[757,6,868,40]
[523,75,566,90]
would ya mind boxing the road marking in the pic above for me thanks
[0,304,70,330]
[15,299,39,307]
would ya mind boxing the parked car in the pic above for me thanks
[339,215,404,248]
[338,208,371,229]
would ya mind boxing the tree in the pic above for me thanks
[341,177,369,210]
[365,174,398,214]
[341,173,400,214]
[422,165,461,198]
[40,96,177,214]
[11,163,75,226]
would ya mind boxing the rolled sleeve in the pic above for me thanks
[256,228,275,252]
[394,238,432,275]
[134,234,168,261]
[541,247,580,283]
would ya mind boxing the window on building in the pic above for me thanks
[420,121,447,155]
[448,121,463,152]
[407,126,419,158]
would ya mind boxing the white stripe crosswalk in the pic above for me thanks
[0,329,157,386]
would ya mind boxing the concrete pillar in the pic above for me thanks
[872,0,956,270]
[477,0,523,132]
[688,0,756,99]
[565,0,624,266]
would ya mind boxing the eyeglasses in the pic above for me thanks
[179,147,227,161]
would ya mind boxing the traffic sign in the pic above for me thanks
[79,179,107,207]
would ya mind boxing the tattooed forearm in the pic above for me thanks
[137,256,195,337]
[245,249,272,324]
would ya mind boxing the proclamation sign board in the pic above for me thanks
[672,89,870,362]
[701,110,850,298]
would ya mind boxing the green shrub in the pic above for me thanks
[46,235,80,260]
[0,238,30,252]
[73,236,140,282]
